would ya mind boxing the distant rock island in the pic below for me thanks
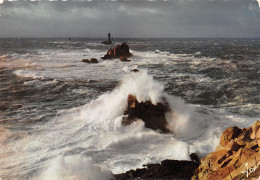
[101,43,132,60]
[101,33,113,45]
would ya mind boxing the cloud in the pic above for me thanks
[0,0,259,38]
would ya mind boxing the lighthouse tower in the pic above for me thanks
[101,33,113,45]
[108,33,112,44]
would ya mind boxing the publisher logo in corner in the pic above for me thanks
[241,163,260,179]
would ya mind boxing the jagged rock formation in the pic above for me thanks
[115,159,199,180]
[101,43,132,60]
[192,121,260,180]
[122,94,172,133]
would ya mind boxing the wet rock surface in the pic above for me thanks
[122,94,172,133]
[114,159,199,180]
[81,58,99,64]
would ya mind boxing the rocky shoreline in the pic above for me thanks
[79,43,260,179]
[115,159,199,180]
[192,121,260,180]
[113,94,260,180]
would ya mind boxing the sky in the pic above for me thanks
[0,0,259,38]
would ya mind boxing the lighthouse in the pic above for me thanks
[108,33,112,44]
[101,33,113,45]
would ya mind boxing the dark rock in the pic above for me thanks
[122,94,172,133]
[114,159,199,180]
[102,54,111,60]
[82,59,90,63]
[90,58,98,63]
[119,57,131,62]
[131,69,139,72]
[82,58,98,64]
[190,153,200,164]
[101,43,132,60]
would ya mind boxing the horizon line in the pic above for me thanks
[0,37,260,39]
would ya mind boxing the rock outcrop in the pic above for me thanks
[101,43,132,60]
[115,159,199,180]
[81,58,99,64]
[82,59,90,63]
[192,121,260,180]
[122,94,172,133]
[90,58,98,63]
[131,69,139,72]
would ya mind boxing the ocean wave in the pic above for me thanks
[35,71,204,174]
[0,54,12,60]
[38,156,113,180]
[14,70,45,79]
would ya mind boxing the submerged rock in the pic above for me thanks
[101,43,132,60]
[130,69,139,72]
[119,56,131,62]
[81,58,98,64]
[192,121,260,180]
[90,58,98,63]
[122,94,172,133]
[82,59,90,63]
[114,159,199,180]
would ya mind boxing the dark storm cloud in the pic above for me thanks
[0,0,259,38]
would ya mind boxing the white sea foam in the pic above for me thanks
[38,156,113,180]
[14,69,45,79]
[1,68,243,179]
[35,71,207,177]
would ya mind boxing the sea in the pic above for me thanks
[0,38,259,180]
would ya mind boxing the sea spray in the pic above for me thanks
[37,71,199,177]
[38,156,113,180]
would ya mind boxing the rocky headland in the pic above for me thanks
[192,121,260,180]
